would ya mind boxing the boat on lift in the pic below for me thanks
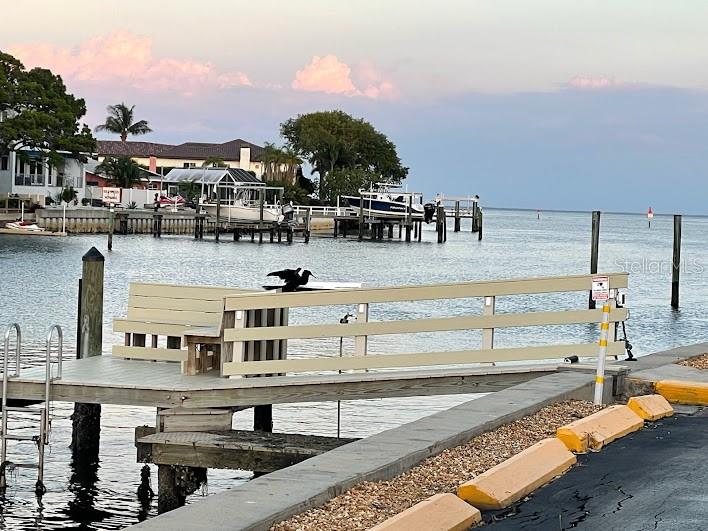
[201,187,282,222]
[342,183,425,219]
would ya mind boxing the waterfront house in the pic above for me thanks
[97,139,266,180]
[0,148,89,205]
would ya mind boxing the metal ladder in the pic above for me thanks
[1,324,63,495]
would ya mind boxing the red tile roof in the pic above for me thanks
[97,139,264,161]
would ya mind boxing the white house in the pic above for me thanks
[0,149,88,204]
[0,110,89,204]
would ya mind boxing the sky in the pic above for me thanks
[2,0,708,213]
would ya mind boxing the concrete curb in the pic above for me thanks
[656,380,708,406]
[369,493,481,531]
[556,405,644,453]
[132,371,596,531]
[456,437,576,510]
[627,394,674,421]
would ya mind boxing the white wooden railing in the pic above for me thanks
[220,273,629,377]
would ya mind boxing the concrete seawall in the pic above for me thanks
[132,371,599,531]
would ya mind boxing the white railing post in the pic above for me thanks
[354,303,369,358]
[230,310,246,376]
[481,296,495,350]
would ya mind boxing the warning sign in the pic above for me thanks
[102,187,121,204]
[591,275,610,301]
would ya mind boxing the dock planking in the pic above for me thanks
[136,427,357,472]
[2,355,556,409]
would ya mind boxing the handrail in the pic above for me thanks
[3,323,21,379]
[224,273,629,311]
[46,324,63,382]
[224,308,629,343]
[2,323,21,468]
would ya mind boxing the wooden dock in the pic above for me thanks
[3,356,555,409]
[136,426,356,472]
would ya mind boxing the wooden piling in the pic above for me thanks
[157,464,206,514]
[417,221,422,242]
[305,207,312,243]
[71,248,104,458]
[454,201,461,232]
[437,205,446,243]
[215,200,221,242]
[254,405,273,432]
[477,210,483,241]
[107,207,114,251]
[588,210,601,309]
[671,214,682,308]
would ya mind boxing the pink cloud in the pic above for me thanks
[567,76,617,89]
[292,55,399,100]
[8,31,251,97]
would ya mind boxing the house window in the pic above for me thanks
[183,162,196,168]
[0,156,7,171]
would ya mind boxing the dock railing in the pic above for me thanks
[221,273,629,377]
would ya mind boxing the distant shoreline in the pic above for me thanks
[483,206,708,218]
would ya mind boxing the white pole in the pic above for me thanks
[593,298,612,405]
[20,201,24,222]
[62,203,66,233]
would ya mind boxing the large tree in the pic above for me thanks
[0,51,96,158]
[95,103,152,142]
[280,110,408,202]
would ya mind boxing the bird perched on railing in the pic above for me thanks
[266,268,315,292]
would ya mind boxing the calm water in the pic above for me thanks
[0,209,707,529]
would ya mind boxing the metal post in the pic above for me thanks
[594,299,612,405]
[358,193,364,241]
[671,214,682,308]
[589,210,601,309]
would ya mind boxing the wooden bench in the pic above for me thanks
[112,282,256,375]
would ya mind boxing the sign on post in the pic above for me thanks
[591,275,610,301]
[593,275,611,405]
[102,187,121,205]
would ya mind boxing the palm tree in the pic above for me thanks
[202,157,227,168]
[95,156,143,188]
[95,103,153,143]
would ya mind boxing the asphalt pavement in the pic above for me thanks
[485,407,708,531]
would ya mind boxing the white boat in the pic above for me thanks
[203,200,281,222]
[343,183,426,219]
[4,221,45,232]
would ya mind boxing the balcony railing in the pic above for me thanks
[14,173,44,187]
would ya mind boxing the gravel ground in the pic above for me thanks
[271,400,601,531]
[677,353,708,369]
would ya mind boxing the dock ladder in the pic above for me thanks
[1,324,63,495]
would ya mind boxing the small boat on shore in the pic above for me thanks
[343,184,425,219]
[4,220,45,232]
[0,220,66,237]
